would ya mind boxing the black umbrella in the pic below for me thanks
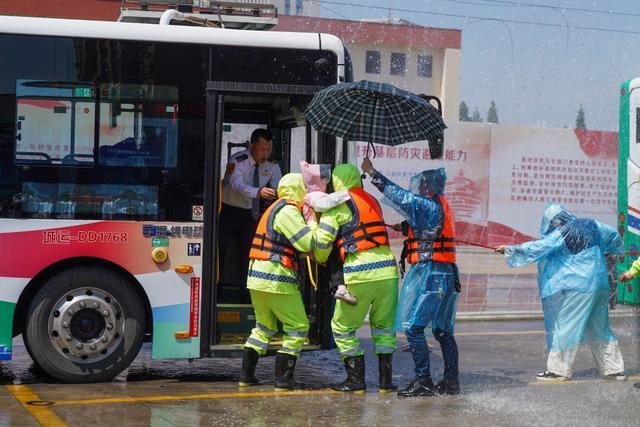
[304,80,446,159]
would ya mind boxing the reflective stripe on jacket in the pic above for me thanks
[249,199,298,269]
[314,164,397,285]
[315,202,398,286]
[246,175,317,295]
[336,188,390,262]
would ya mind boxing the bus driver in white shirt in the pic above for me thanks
[219,129,282,303]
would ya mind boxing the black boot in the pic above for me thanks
[274,352,297,391]
[397,377,437,397]
[378,354,397,393]
[435,379,461,395]
[238,347,260,387]
[332,355,366,393]
[433,328,460,393]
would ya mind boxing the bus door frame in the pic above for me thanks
[314,131,338,349]
[200,81,331,357]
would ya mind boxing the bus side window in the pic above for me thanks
[14,80,95,166]
[98,83,179,169]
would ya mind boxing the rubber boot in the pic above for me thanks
[435,379,461,395]
[332,355,366,394]
[397,378,437,397]
[378,354,397,394]
[238,347,260,387]
[274,352,297,391]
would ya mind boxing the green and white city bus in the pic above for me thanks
[617,78,640,305]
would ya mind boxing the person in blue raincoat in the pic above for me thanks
[361,158,461,396]
[496,204,626,381]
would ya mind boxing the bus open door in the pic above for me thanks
[203,83,335,357]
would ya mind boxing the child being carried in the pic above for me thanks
[300,161,357,305]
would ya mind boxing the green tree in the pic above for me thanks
[459,101,471,122]
[471,107,483,122]
[575,104,586,130]
[487,100,499,123]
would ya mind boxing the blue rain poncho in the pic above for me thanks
[370,168,458,333]
[504,204,623,351]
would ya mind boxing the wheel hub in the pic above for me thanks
[49,288,124,363]
[69,309,106,341]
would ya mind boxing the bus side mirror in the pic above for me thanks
[428,132,444,160]
[314,58,329,70]
[418,94,444,159]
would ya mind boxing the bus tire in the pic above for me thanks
[23,266,146,383]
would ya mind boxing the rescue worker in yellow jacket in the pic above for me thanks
[239,173,316,391]
[314,164,398,394]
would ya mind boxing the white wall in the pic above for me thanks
[272,0,320,17]
[346,43,459,121]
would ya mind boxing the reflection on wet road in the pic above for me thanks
[1,318,638,426]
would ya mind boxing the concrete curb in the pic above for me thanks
[456,309,639,322]
[457,311,543,322]
[364,309,638,324]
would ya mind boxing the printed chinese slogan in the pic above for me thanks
[357,122,618,313]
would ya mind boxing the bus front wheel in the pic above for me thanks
[23,266,146,383]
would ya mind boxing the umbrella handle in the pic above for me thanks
[361,140,375,180]
[360,150,369,179]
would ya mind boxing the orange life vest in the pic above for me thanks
[403,195,456,264]
[336,187,390,262]
[249,199,298,269]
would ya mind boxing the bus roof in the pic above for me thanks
[626,78,640,92]
[0,15,345,64]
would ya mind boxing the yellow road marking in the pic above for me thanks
[51,389,339,406]
[528,374,640,386]
[4,384,67,426]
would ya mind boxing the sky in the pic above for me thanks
[315,0,640,131]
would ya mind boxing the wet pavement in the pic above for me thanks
[1,317,639,426]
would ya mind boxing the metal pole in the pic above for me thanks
[365,95,378,158]
[200,88,222,357]
[361,95,378,180]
